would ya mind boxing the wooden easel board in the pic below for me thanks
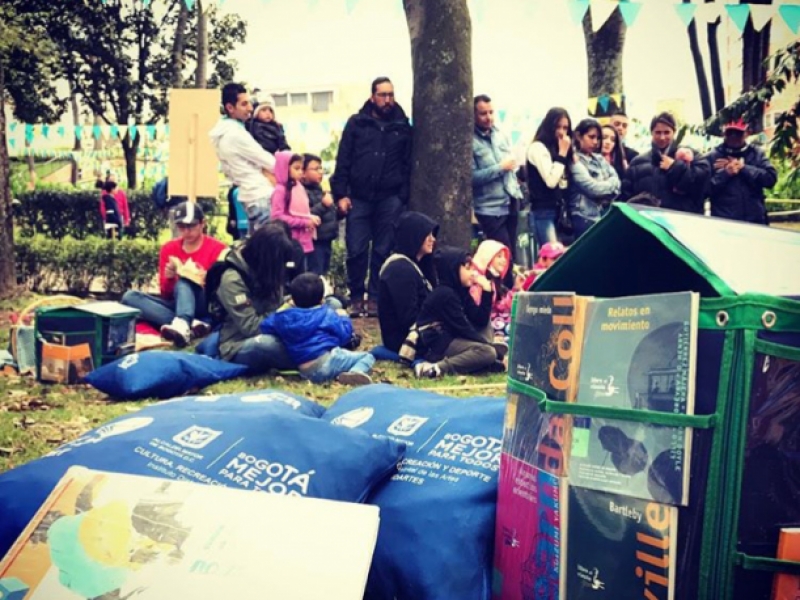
[167,88,220,199]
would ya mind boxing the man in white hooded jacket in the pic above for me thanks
[210,82,276,233]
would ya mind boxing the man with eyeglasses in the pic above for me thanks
[331,76,412,318]
[705,119,777,225]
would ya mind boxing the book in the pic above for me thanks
[773,528,800,600]
[565,486,678,600]
[503,389,570,477]
[509,292,590,402]
[170,256,206,286]
[39,341,94,384]
[493,461,565,600]
[0,467,380,600]
[568,292,699,506]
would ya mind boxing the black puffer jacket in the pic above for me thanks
[304,182,339,242]
[378,212,438,353]
[622,144,709,213]
[416,247,492,362]
[330,100,412,204]
[246,119,290,155]
[705,143,777,224]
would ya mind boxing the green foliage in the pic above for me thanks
[767,161,800,209]
[15,235,161,296]
[329,240,348,297]
[14,188,220,241]
[320,132,341,163]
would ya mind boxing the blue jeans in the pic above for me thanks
[308,240,333,276]
[345,196,404,301]
[231,334,295,372]
[529,209,557,249]
[122,279,206,328]
[299,347,375,384]
[245,194,272,235]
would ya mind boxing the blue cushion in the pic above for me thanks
[0,400,404,558]
[84,351,249,400]
[323,384,505,600]
[148,388,325,418]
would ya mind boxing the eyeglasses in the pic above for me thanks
[375,92,395,98]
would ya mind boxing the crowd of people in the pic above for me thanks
[117,77,778,385]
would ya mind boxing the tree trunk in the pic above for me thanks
[25,138,35,190]
[70,90,81,185]
[742,0,772,133]
[0,65,17,297]
[404,0,473,249]
[170,0,190,88]
[687,13,713,120]
[122,135,139,189]
[582,7,627,116]
[707,18,726,113]
[195,0,208,88]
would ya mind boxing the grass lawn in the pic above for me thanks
[0,292,506,474]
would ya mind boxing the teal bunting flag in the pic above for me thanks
[93,125,102,139]
[129,125,138,141]
[567,0,590,25]
[42,124,50,138]
[25,124,34,143]
[9,139,15,149]
[618,1,642,27]
[598,94,610,112]
[725,4,750,32]
[674,3,696,28]
[110,124,119,138]
[299,122,308,134]
[345,0,357,15]
[322,122,330,134]
[57,125,65,138]
[146,124,156,140]
[9,122,17,133]
[74,125,83,140]
[779,5,800,34]
[164,125,170,136]
[498,109,507,123]
[185,0,196,10]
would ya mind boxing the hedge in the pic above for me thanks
[14,189,220,241]
[15,235,161,296]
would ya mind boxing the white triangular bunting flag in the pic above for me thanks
[749,5,775,32]
[118,125,129,140]
[695,2,722,24]
[590,0,618,32]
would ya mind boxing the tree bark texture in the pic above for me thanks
[195,0,208,88]
[687,14,712,120]
[582,7,627,116]
[707,18,725,113]
[69,87,81,185]
[742,0,772,132]
[404,0,473,249]
[0,65,17,297]
[171,0,190,88]
[122,135,139,190]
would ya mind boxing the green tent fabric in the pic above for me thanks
[516,204,800,599]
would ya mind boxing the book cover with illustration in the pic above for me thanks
[509,292,590,402]
[0,467,380,600]
[568,292,699,506]
[734,352,800,599]
[565,486,677,600]
[503,389,570,477]
[493,459,565,600]
[773,528,800,600]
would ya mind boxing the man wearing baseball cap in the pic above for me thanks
[705,119,777,224]
[121,202,227,347]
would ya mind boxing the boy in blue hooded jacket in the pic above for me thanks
[260,273,374,385]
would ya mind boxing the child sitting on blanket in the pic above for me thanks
[259,273,373,386]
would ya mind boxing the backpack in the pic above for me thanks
[204,250,254,325]
[151,178,169,209]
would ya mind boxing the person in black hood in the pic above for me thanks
[377,212,439,353]
[246,100,291,155]
[413,247,498,378]
[330,77,413,318]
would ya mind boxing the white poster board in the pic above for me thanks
[167,88,220,200]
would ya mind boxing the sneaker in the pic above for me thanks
[348,299,365,318]
[191,319,211,339]
[414,362,442,379]
[337,371,372,386]
[492,341,509,361]
[366,299,379,318]
[160,318,191,348]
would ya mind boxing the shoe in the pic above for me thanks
[414,362,442,379]
[348,299,365,318]
[488,359,507,374]
[337,371,372,386]
[161,318,191,348]
[492,340,509,361]
[366,299,379,318]
[191,319,211,339]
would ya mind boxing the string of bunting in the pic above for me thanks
[96,0,800,34]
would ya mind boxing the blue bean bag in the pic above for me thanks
[323,384,505,600]
[0,398,404,557]
[147,388,325,418]
[84,351,249,400]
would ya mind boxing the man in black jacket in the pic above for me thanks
[705,120,777,224]
[331,77,412,317]
[622,112,709,214]
[610,110,639,164]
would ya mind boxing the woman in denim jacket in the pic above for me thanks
[568,118,621,240]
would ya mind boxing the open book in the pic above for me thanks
[169,256,206,286]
